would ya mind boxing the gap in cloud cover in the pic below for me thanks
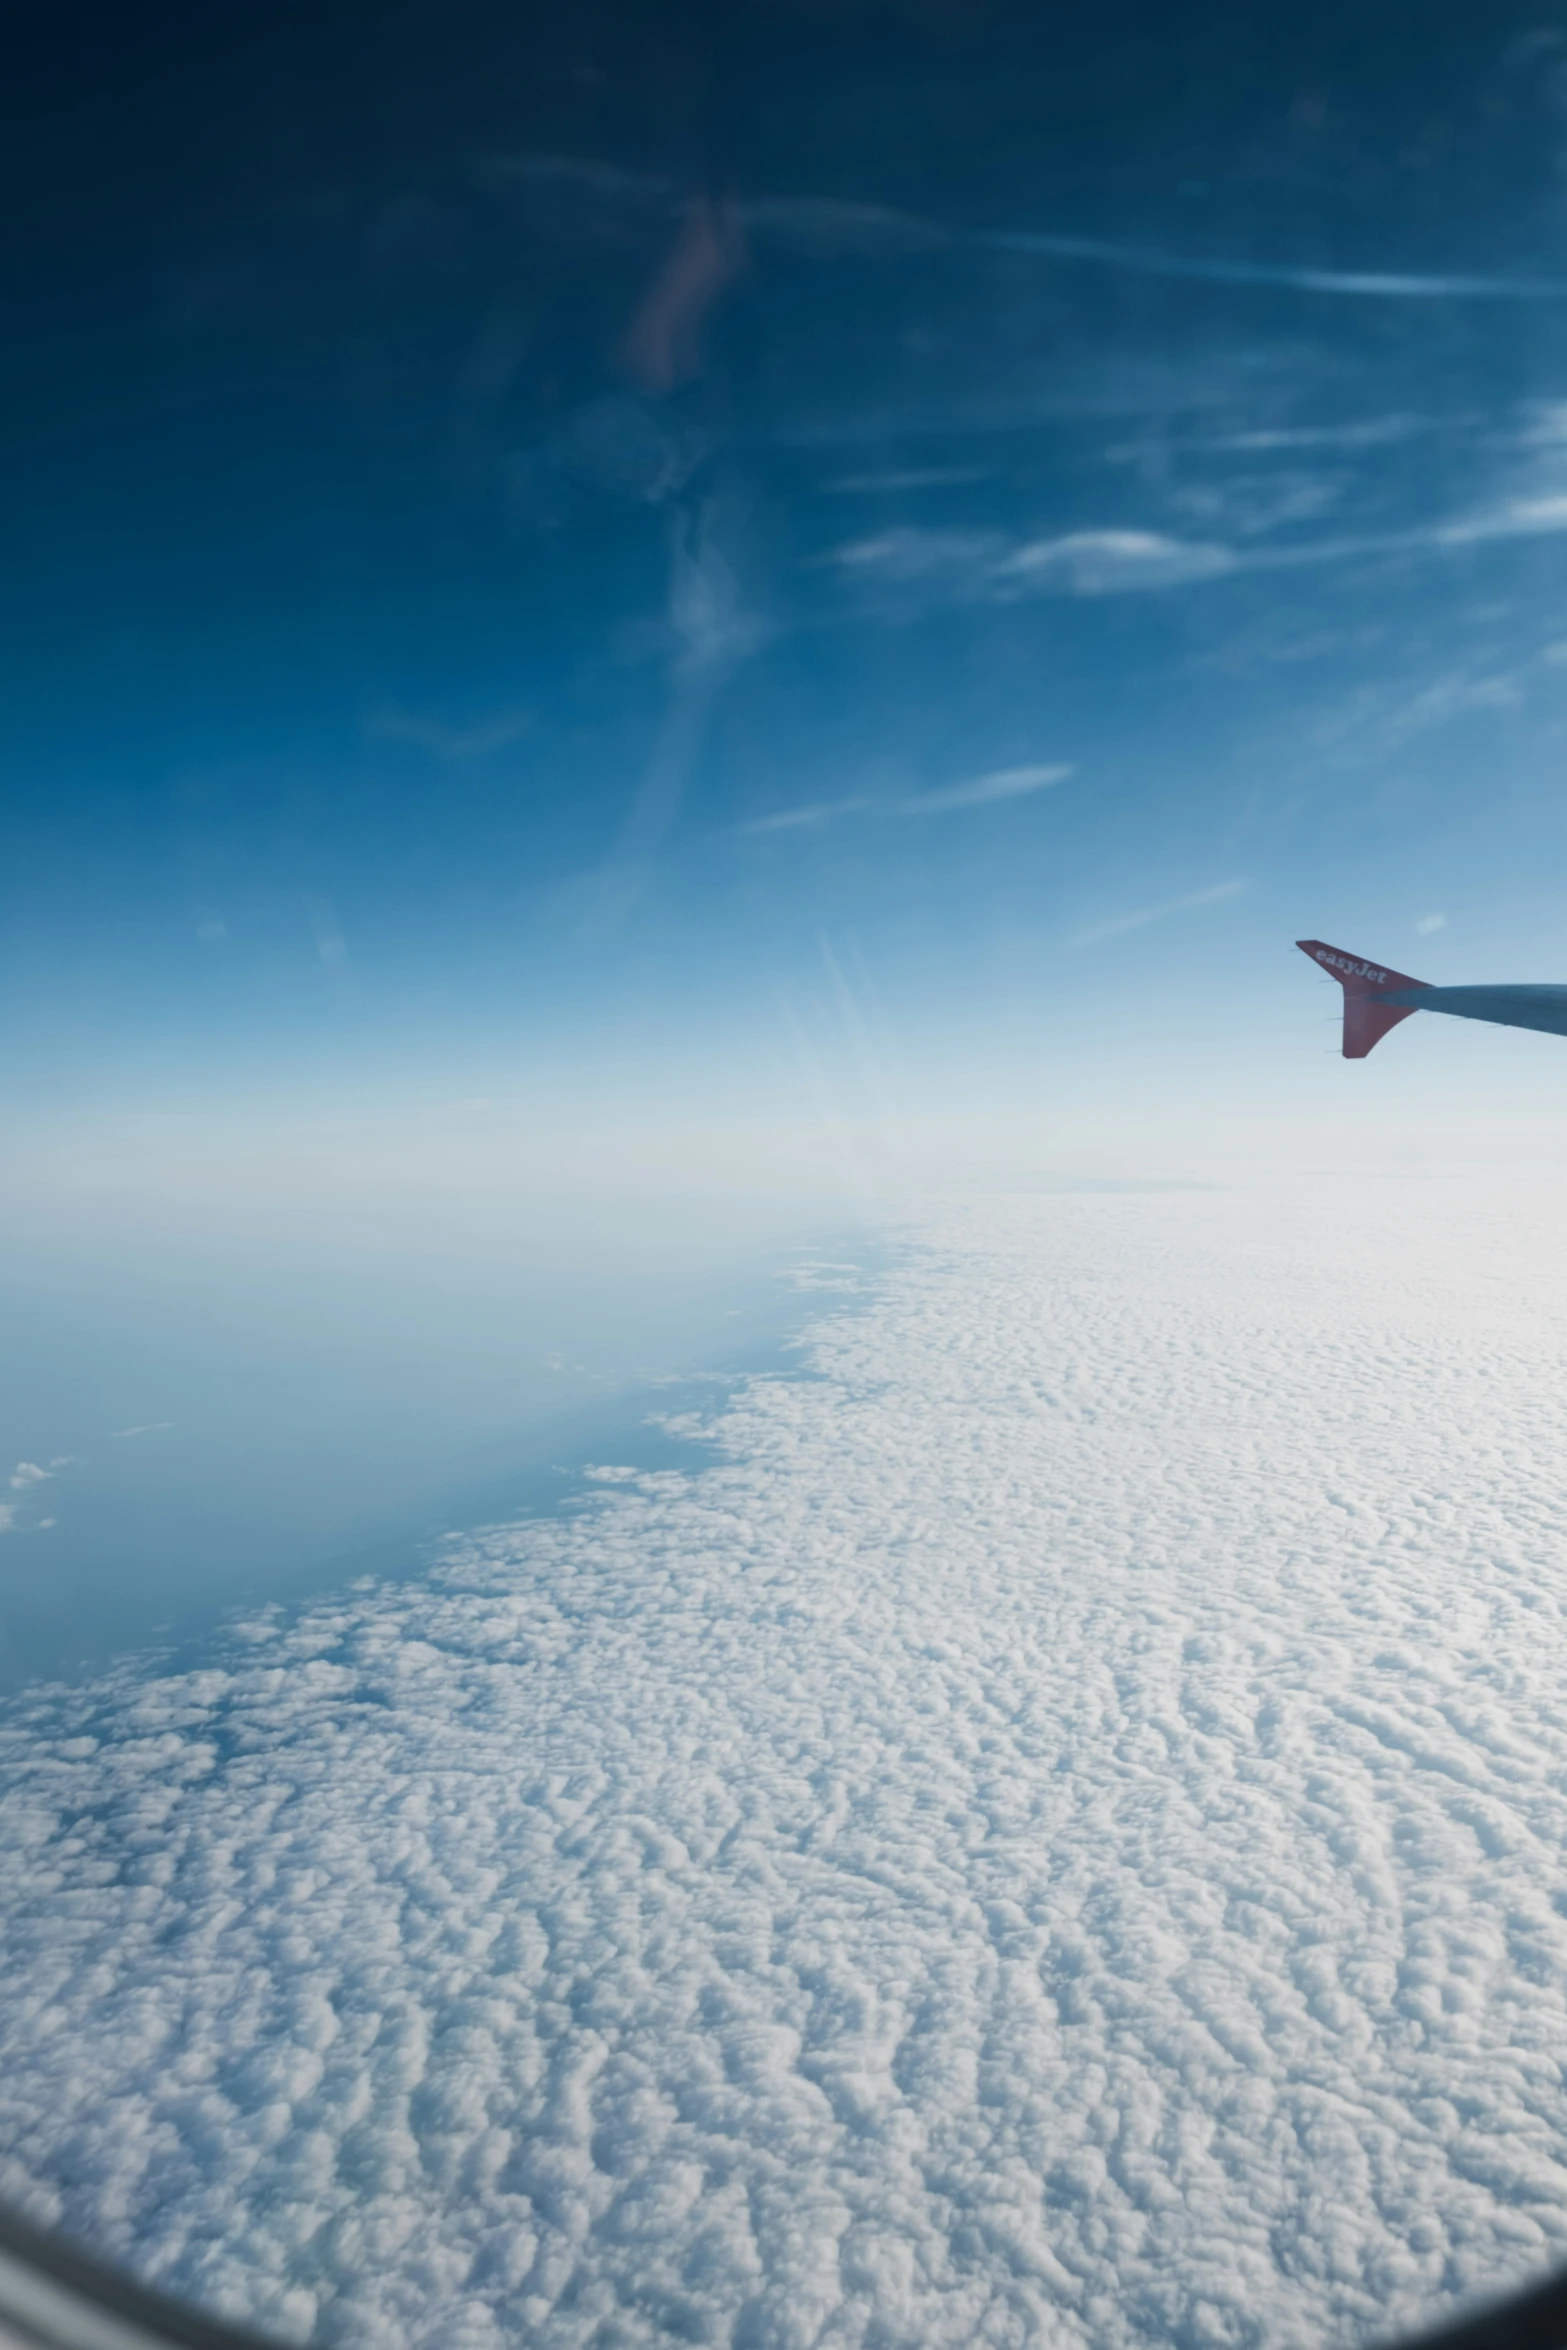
[0,1130,881,1686]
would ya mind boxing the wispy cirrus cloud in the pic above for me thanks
[825,525,1231,602]
[827,478,1567,623]
[367,707,533,760]
[1427,490,1567,548]
[740,763,1070,835]
[998,530,1236,595]
[737,796,870,837]
[827,527,1007,588]
[743,194,949,258]
[1070,878,1247,949]
[984,230,1567,302]
[1166,414,1444,454]
[480,157,1567,304]
[3,1456,70,1535]
[821,465,992,495]
[899,762,1071,814]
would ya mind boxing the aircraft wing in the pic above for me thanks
[1297,939,1567,1057]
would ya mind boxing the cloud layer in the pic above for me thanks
[5,1182,1567,2349]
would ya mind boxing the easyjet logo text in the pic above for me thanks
[1315,949,1389,985]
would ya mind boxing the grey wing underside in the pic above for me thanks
[1381,984,1567,1039]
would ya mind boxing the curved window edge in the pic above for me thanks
[3,2197,1567,2350]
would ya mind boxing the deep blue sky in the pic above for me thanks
[7,0,1567,1114]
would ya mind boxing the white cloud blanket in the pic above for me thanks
[4,1181,1567,2350]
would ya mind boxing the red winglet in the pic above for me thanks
[1296,939,1430,1059]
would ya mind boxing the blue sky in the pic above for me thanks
[7,0,1567,1157]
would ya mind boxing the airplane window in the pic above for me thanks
[9,4,1567,2346]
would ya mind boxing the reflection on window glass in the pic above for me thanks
[6,3,1567,2344]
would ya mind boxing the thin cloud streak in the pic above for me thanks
[483,159,1567,304]
[826,524,1234,602]
[985,230,1567,302]
[738,797,869,837]
[821,467,992,495]
[741,765,1069,834]
[367,708,533,761]
[999,531,1235,594]
[591,496,767,923]
[827,485,1567,618]
[827,527,1006,584]
[900,763,1071,814]
[1071,879,1247,949]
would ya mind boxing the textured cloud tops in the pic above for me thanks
[4,1180,1567,2349]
